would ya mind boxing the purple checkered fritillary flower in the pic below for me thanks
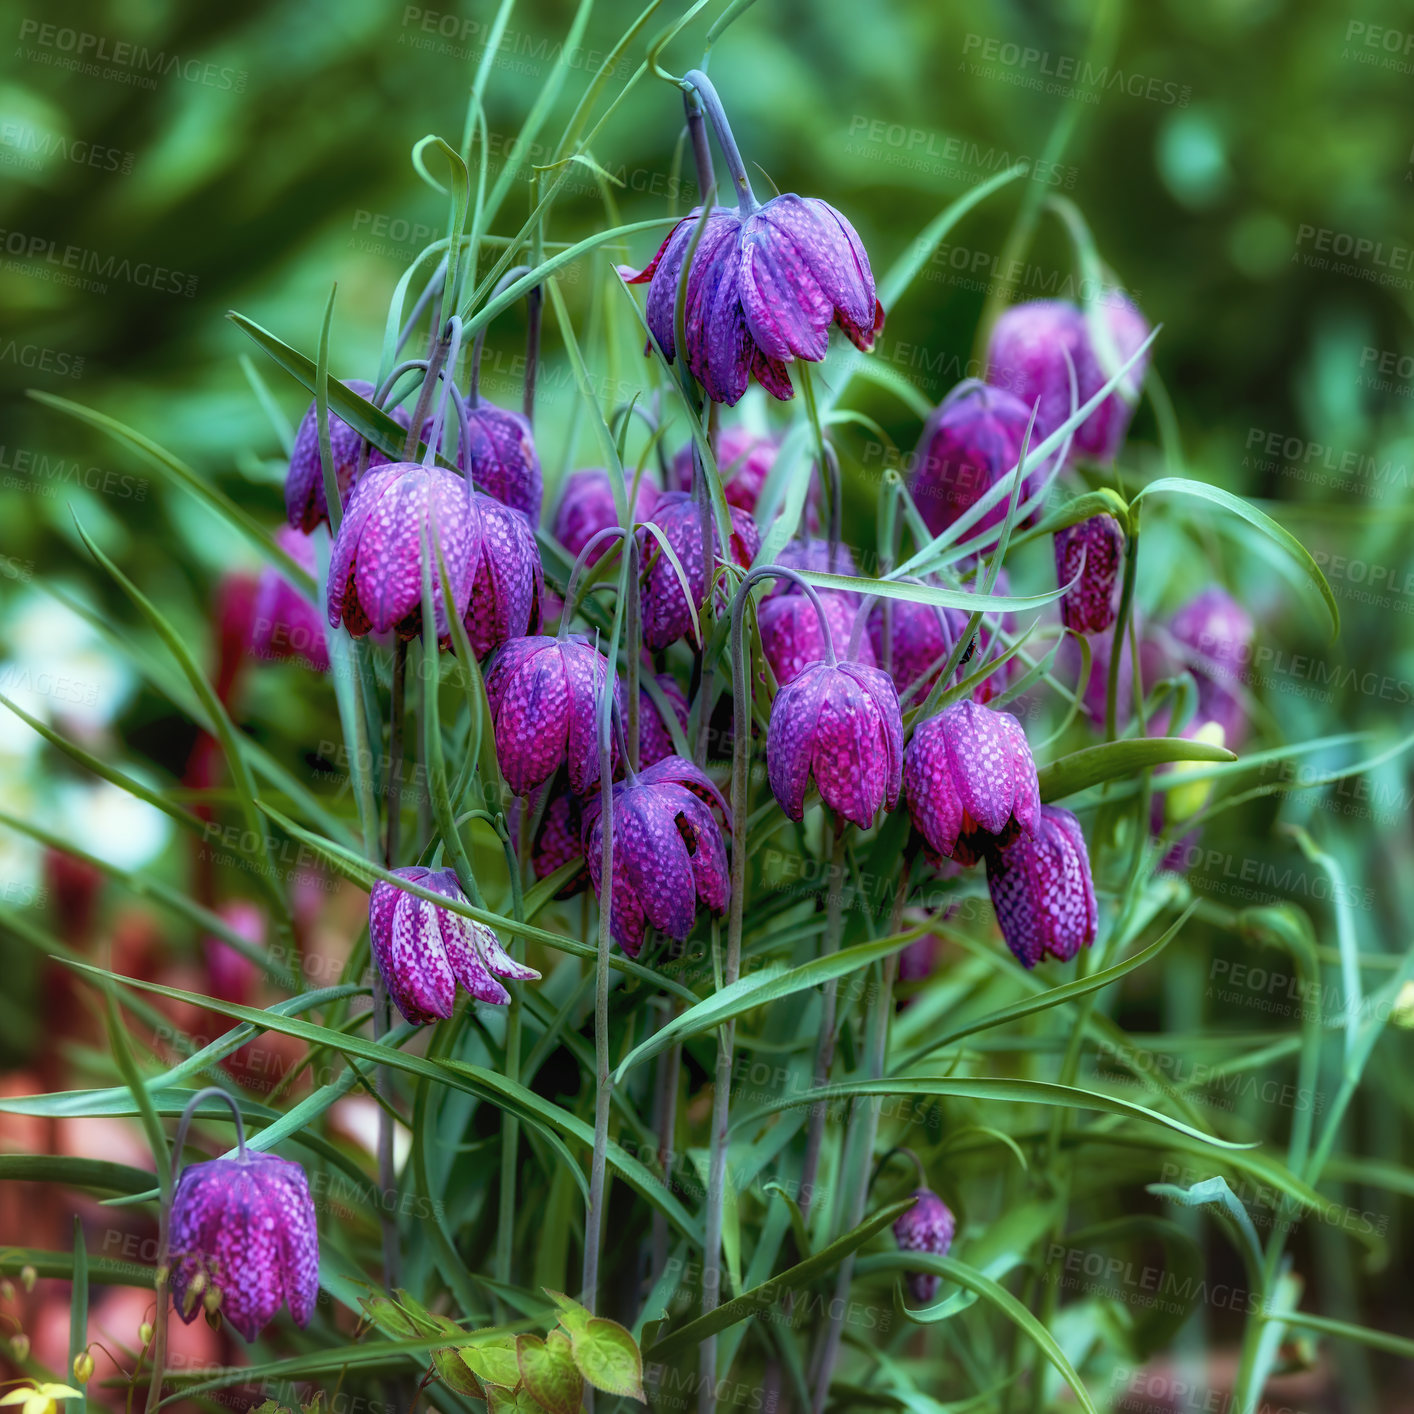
[249,525,330,672]
[456,400,543,526]
[1054,513,1125,635]
[553,467,660,567]
[368,866,539,1023]
[464,495,543,658]
[893,1188,956,1305]
[985,805,1097,968]
[581,756,730,957]
[169,1150,319,1342]
[325,461,481,641]
[903,699,1039,865]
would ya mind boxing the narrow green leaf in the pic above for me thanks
[1038,737,1236,801]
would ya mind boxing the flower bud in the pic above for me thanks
[139,1321,154,1347]
[19,1265,35,1292]
[1054,513,1124,634]
[10,1333,30,1362]
[893,1188,955,1304]
[73,1352,95,1385]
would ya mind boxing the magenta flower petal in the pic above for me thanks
[460,401,542,525]
[986,805,1097,967]
[465,495,543,658]
[759,591,870,685]
[1055,513,1125,634]
[893,1188,956,1305]
[285,379,404,532]
[553,467,660,566]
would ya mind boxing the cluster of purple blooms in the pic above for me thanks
[208,86,1260,1338]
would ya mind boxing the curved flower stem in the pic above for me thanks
[798,814,848,1227]
[682,69,757,215]
[145,1087,246,1414]
[811,862,910,1406]
[403,320,457,464]
[682,85,717,208]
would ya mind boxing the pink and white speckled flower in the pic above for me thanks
[767,657,902,829]
[638,490,760,651]
[325,461,480,641]
[1054,513,1125,635]
[249,526,330,672]
[169,1151,319,1342]
[581,756,730,958]
[865,596,969,701]
[985,805,1097,968]
[553,467,660,567]
[637,672,691,767]
[893,1188,956,1305]
[368,866,539,1023]
[903,699,1039,865]
[464,495,543,658]
[622,194,884,407]
[484,634,619,797]
[759,590,872,686]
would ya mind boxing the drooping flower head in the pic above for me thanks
[911,381,1051,549]
[369,866,539,1023]
[903,700,1039,865]
[1054,513,1125,635]
[326,461,481,641]
[769,536,857,590]
[767,623,903,829]
[1165,586,1253,746]
[532,787,587,895]
[986,805,1097,968]
[986,296,1151,463]
[457,400,543,526]
[582,756,730,957]
[893,1188,956,1305]
[464,495,543,658]
[553,468,660,567]
[484,634,619,796]
[638,490,760,650]
[249,526,330,672]
[670,426,807,522]
[202,900,265,1007]
[285,379,405,533]
[169,1151,318,1342]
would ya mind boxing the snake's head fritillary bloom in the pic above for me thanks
[759,590,871,686]
[326,462,480,641]
[622,194,884,406]
[202,900,264,1008]
[169,1151,319,1342]
[285,379,406,533]
[484,635,619,796]
[986,296,1151,462]
[893,1188,956,1305]
[458,401,542,526]
[581,756,730,957]
[903,700,1039,866]
[986,805,1097,968]
[249,526,330,672]
[1054,513,1125,635]
[553,468,660,567]
[465,496,543,658]
[369,866,539,1023]
[911,382,1049,549]
[768,659,902,829]
[638,490,760,651]
[866,597,969,701]
[637,672,691,767]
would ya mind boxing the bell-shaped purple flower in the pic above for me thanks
[623,194,884,406]
[465,496,543,658]
[458,400,543,526]
[893,1188,956,1305]
[369,866,539,1023]
[581,756,730,957]
[768,537,858,591]
[638,491,761,651]
[637,672,691,767]
[759,590,872,686]
[911,382,1049,548]
[986,296,1150,462]
[903,700,1039,865]
[1054,513,1125,634]
[670,426,808,522]
[986,805,1097,968]
[250,526,330,672]
[768,657,902,829]
[553,468,660,567]
[326,461,480,641]
[484,635,618,796]
[866,597,969,701]
[285,379,406,533]
[169,1151,319,1342]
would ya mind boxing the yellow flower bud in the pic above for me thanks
[1164,721,1226,827]
[10,1332,30,1362]
[73,1351,96,1384]
[139,1321,154,1347]
[19,1266,36,1293]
